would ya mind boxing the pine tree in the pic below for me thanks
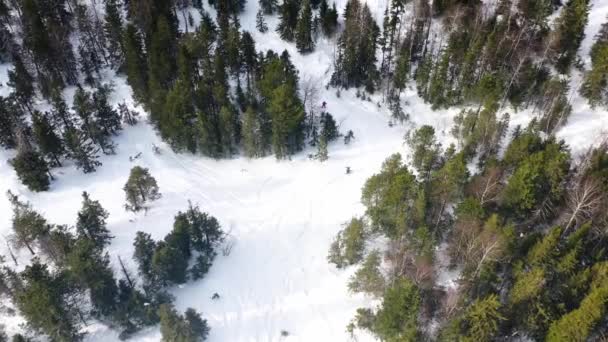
[242,106,266,158]
[123,24,148,104]
[0,95,24,149]
[10,147,51,192]
[551,0,590,73]
[66,238,118,317]
[124,166,161,212]
[320,1,338,36]
[93,85,122,136]
[32,111,64,167]
[76,191,113,250]
[296,0,315,53]
[7,54,35,110]
[276,0,300,41]
[331,0,380,90]
[260,0,278,14]
[15,261,83,341]
[104,0,125,68]
[268,84,305,159]
[256,9,268,33]
[63,126,102,173]
[581,21,608,107]
[7,191,48,255]
[133,231,157,283]
[316,134,329,161]
[158,304,210,342]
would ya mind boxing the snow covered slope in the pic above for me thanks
[0,0,607,341]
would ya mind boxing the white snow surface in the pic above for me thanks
[0,0,607,341]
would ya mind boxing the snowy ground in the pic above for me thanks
[1,0,607,341]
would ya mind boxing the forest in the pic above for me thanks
[0,0,606,340]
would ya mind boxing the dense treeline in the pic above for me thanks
[330,117,608,340]
[328,0,605,130]
[1,183,220,341]
[0,0,347,192]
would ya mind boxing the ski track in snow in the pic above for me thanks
[0,0,607,341]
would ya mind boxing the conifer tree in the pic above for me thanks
[10,147,51,192]
[551,0,590,73]
[124,166,161,212]
[268,84,305,159]
[256,9,268,33]
[133,231,157,283]
[76,191,112,250]
[581,21,608,107]
[66,238,118,317]
[158,304,210,342]
[296,0,315,53]
[7,54,35,110]
[242,106,266,158]
[104,0,125,68]
[15,260,82,341]
[316,134,329,161]
[7,191,48,255]
[123,24,148,104]
[320,0,338,36]
[63,126,102,173]
[331,0,379,91]
[32,111,64,167]
[277,0,300,41]
[260,0,278,14]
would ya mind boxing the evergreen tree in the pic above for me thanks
[320,0,338,36]
[7,191,48,255]
[7,54,35,110]
[133,231,157,283]
[242,106,266,158]
[93,85,122,136]
[158,304,210,342]
[551,0,590,73]
[66,238,118,317]
[406,125,441,180]
[63,126,102,173]
[276,0,300,41]
[260,0,278,14]
[316,134,328,161]
[331,0,380,91]
[104,0,125,68]
[124,166,161,212]
[581,21,608,107]
[76,192,112,250]
[372,279,420,341]
[256,9,268,33]
[123,24,148,104]
[10,147,51,192]
[32,111,64,167]
[268,84,305,159]
[14,260,82,341]
[296,0,315,53]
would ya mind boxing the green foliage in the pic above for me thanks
[295,0,315,53]
[407,125,441,179]
[124,166,161,212]
[371,278,420,341]
[10,148,50,192]
[328,217,366,268]
[348,250,385,297]
[76,191,112,250]
[14,260,82,342]
[581,21,608,107]
[159,304,210,342]
[7,191,48,255]
[268,84,305,159]
[361,154,424,238]
[331,0,379,90]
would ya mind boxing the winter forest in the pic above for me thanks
[0,0,607,341]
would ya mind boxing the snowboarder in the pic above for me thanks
[321,101,327,110]
[212,293,220,300]
[346,166,351,174]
